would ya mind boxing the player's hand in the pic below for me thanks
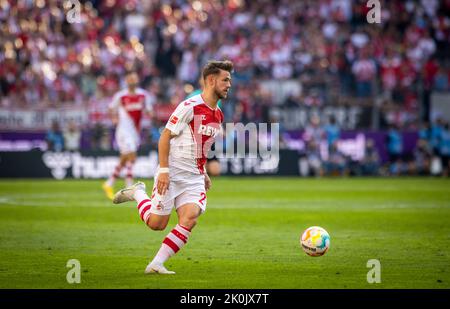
[157,172,169,195]
[205,174,212,191]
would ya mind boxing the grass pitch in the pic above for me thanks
[0,177,449,289]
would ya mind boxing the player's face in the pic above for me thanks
[126,73,139,90]
[213,70,232,99]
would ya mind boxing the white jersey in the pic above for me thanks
[165,94,224,178]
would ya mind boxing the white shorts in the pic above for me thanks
[116,131,139,155]
[149,172,207,216]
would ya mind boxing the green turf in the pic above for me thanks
[0,177,449,289]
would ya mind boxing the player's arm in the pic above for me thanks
[109,108,119,125]
[156,128,172,195]
[109,92,121,125]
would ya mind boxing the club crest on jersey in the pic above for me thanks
[198,124,219,137]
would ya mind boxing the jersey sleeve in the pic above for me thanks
[165,102,193,135]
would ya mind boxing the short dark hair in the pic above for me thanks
[202,60,233,80]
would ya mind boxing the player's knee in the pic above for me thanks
[179,217,197,230]
[147,221,167,231]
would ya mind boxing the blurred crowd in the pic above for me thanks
[296,115,450,177]
[1,0,450,177]
[1,0,449,127]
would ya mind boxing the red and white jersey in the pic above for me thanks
[109,88,153,137]
[165,94,224,176]
[352,58,376,82]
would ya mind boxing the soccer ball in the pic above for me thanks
[300,226,330,257]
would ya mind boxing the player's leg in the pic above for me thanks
[145,203,201,275]
[103,155,127,200]
[146,183,206,275]
[124,152,137,187]
[104,130,139,197]
[126,180,180,275]
[113,181,172,230]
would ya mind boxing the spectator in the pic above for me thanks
[351,49,377,98]
[430,118,444,155]
[434,67,450,91]
[380,49,401,98]
[63,121,81,151]
[99,129,112,151]
[418,121,431,141]
[386,125,403,175]
[361,139,380,176]
[324,116,341,149]
[411,139,432,175]
[91,123,106,151]
[304,140,323,177]
[324,142,348,176]
[303,115,325,144]
[46,121,64,152]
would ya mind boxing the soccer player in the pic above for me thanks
[112,60,233,274]
[102,72,153,200]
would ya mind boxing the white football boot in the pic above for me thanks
[144,262,176,275]
[113,181,146,204]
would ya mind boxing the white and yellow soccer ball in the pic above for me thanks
[301,226,330,257]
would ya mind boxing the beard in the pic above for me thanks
[215,88,228,99]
